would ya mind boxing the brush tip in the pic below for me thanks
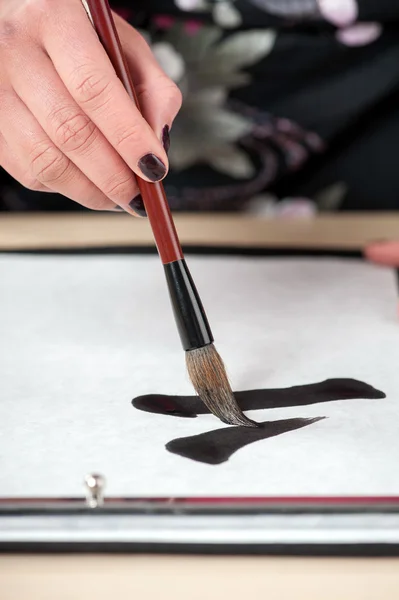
[186,344,258,428]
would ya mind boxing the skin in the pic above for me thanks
[365,242,399,268]
[0,0,182,215]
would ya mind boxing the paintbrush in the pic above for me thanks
[84,0,257,427]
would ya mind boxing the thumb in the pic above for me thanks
[115,14,182,152]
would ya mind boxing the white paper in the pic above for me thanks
[0,255,398,497]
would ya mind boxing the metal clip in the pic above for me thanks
[84,473,105,508]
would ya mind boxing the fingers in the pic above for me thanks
[364,242,399,267]
[0,0,177,214]
[41,1,169,183]
[0,132,51,193]
[0,151,51,193]
[8,42,141,214]
[115,13,182,148]
[0,89,117,211]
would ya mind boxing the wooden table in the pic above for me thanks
[2,555,399,600]
[0,211,398,251]
[1,211,399,600]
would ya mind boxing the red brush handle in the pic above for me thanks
[85,0,183,264]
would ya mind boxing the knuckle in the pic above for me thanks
[168,83,183,112]
[0,85,8,104]
[114,121,141,150]
[23,177,46,192]
[72,68,113,108]
[34,0,55,12]
[136,77,182,116]
[89,199,115,211]
[51,107,97,153]
[134,81,152,106]
[29,142,69,184]
[0,19,18,51]
[27,0,51,14]
[103,170,136,202]
[0,0,49,51]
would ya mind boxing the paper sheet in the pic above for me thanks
[0,255,398,497]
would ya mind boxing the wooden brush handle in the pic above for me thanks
[85,0,183,264]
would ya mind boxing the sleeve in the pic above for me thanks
[356,0,399,21]
[244,0,399,24]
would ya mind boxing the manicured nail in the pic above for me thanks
[162,125,170,154]
[129,194,147,217]
[138,153,167,182]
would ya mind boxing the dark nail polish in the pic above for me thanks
[162,125,170,154]
[138,153,167,182]
[129,194,147,217]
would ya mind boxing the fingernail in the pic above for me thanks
[129,194,147,217]
[162,125,170,154]
[138,154,167,182]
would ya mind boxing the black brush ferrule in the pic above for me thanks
[164,259,214,351]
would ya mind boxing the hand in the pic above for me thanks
[0,0,182,215]
[365,242,399,267]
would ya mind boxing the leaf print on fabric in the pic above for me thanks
[173,0,243,28]
[168,106,253,172]
[144,23,323,198]
[211,29,276,71]
[213,1,243,29]
[194,88,227,105]
[248,0,319,18]
[164,101,325,210]
[174,0,208,10]
[165,25,223,65]
[158,26,276,175]
[206,144,256,178]
[314,182,348,211]
[152,42,185,81]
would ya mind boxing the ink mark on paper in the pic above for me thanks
[132,379,385,465]
[166,417,325,465]
[132,379,385,418]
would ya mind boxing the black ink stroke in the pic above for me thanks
[132,379,385,465]
[166,417,325,464]
[132,379,385,418]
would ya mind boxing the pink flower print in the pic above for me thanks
[114,7,133,20]
[336,22,382,46]
[317,0,358,27]
[184,20,203,35]
[277,198,317,218]
[153,15,176,30]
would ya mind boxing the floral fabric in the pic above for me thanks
[1,0,399,213]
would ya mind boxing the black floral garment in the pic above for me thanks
[1,0,399,213]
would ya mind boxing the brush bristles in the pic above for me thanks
[186,344,258,427]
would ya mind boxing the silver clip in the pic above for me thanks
[84,473,105,508]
